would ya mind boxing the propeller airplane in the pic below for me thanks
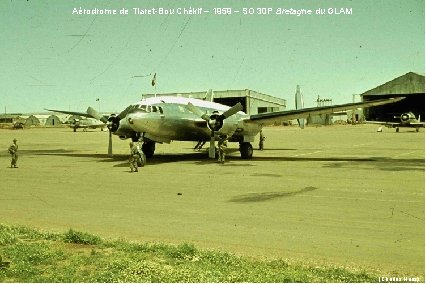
[47,88,405,160]
[366,112,424,132]
[45,109,107,132]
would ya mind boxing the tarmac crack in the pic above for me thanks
[29,193,55,208]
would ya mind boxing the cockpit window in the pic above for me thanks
[134,104,162,113]
[138,104,148,112]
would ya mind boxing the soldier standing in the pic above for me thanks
[217,137,227,163]
[8,138,18,168]
[258,130,266,150]
[129,141,139,172]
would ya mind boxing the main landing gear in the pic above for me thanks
[239,142,253,159]
[142,140,156,158]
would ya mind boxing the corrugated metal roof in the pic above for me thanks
[361,72,425,97]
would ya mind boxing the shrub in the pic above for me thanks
[63,229,101,245]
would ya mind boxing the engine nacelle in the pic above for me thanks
[213,118,238,137]
[400,112,414,122]
[206,112,238,136]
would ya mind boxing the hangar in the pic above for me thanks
[45,114,62,126]
[24,115,41,127]
[21,114,64,127]
[142,89,287,115]
[361,72,425,122]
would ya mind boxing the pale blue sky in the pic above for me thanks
[0,0,424,113]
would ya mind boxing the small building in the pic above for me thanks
[0,114,24,129]
[24,115,41,126]
[142,89,286,115]
[45,114,62,126]
[307,96,333,125]
[0,114,21,124]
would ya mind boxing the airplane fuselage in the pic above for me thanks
[115,96,261,143]
[70,117,106,131]
[46,88,406,159]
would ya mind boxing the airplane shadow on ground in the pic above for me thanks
[30,149,424,172]
[321,157,424,172]
[229,186,318,203]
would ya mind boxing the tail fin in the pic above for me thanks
[295,85,305,129]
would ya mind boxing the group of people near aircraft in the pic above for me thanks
[14,88,408,172]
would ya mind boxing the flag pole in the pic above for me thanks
[152,73,157,97]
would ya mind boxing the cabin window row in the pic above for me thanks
[135,104,163,114]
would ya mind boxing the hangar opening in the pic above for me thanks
[361,72,425,122]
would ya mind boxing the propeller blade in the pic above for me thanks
[209,135,215,158]
[108,130,113,156]
[87,107,108,123]
[221,102,243,119]
[117,105,133,120]
[186,102,210,121]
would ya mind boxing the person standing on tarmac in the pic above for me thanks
[8,138,18,168]
[129,141,139,172]
[259,130,266,150]
[217,136,227,163]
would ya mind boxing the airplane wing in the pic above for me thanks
[365,121,401,127]
[88,123,107,129]
[45,108,95,118]
[245,97,405,125]
[365,121,425,128]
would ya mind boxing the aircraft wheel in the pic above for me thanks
[142,141,155,158]
[239,142,253,159]
[396,127,399,133]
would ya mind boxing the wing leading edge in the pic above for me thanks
[366,121,425,128]
[246,97,405,125]
[44,108,95,118]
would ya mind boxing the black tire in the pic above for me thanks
[239,142,253,159]
[142,141,155,158]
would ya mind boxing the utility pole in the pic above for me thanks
[352,94,359,124]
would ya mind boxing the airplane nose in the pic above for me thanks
[126,112,149,131]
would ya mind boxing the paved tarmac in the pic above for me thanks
[0,125,424,277]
